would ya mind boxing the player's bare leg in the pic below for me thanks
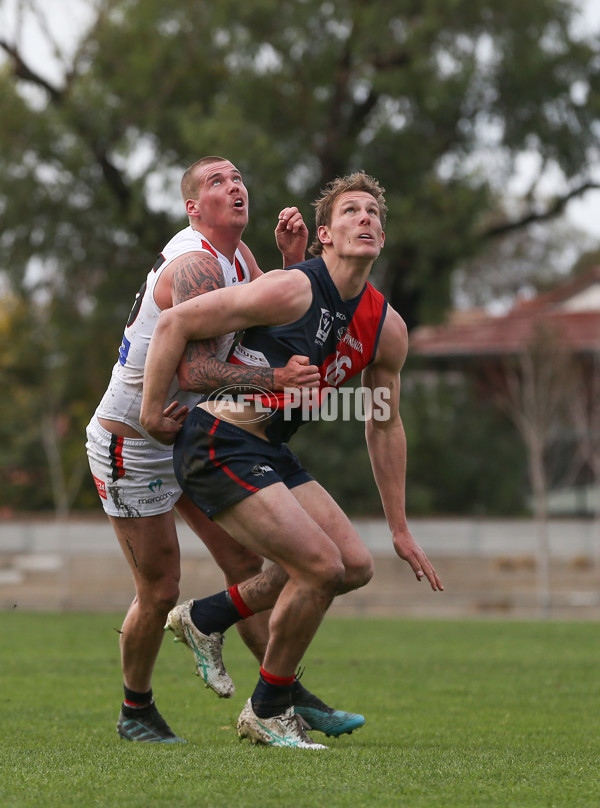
[282,480,370,735]
[214,484,344,748]
[112,511,186,742]
[211,483,345,748]
[112,512,181,692]
[291,480,374,593]
[230,480,374,610]
[215,483,345,677]
[175,495,271,662]
[171,485,369,738]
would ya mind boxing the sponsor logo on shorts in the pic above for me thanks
[148,478,163,492]
[93,475,107,500]
[138,491,176,505]
[252,464,274,476]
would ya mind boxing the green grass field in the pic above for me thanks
[1,612,599,808]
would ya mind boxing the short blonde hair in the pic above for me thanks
[180,156,229,202]
[309,172,387,256]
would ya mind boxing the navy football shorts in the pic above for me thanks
[173,407,313,518]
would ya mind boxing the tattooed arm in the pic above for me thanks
[170,251,318,393]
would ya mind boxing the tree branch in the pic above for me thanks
[373,51,411,71]
[0,36,131,210]
[0,37,63,102]
[481,181,600,239]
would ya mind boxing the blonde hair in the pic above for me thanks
[309,172,387,256]
[180,156,230,202]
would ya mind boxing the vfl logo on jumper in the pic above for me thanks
[252,464,274,476]
[148,479,163,492]
[314,308,334,346]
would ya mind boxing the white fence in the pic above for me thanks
[3,516,600,616]
[1,515,600,559]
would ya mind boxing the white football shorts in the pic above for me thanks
[85,415,182,518]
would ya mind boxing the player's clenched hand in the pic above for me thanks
[275,206,308,266]
[392,527,444,591]
[142,401,189,445]
[274,355,321,390]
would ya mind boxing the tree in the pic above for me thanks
[1,0,599,512]
[485,324,577,614]
[568,353,600,554]
[452,219,596,312]
[400,371,528,516]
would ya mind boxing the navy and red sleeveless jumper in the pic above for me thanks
[229,257,388,444]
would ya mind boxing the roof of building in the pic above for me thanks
[410,266,600,358]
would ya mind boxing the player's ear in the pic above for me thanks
[317,225,332,246]
[186,198,200,218]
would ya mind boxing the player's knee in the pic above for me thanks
[314,556,346,595]
[151,579,180,616]
[344,550,374,591]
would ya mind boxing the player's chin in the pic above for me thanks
[355,241,380,257]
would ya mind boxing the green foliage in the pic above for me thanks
[292,415,380,517]
[402,371,529,515]
[2,613,600,807]
[0,0,598,513]
[291,372,528,517]
[0,296,52,509]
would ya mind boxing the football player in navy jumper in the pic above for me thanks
[141,172,443,748]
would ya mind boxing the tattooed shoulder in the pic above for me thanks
[171,251,225,304]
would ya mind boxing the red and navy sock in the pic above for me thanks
[251,667,295,718]
[122,685,153,715]
[190,584,254,635]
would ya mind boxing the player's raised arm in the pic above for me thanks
[239,206,308,278]
[362,308,443,592]
[140,269,312,443]
[275,206,309,266]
